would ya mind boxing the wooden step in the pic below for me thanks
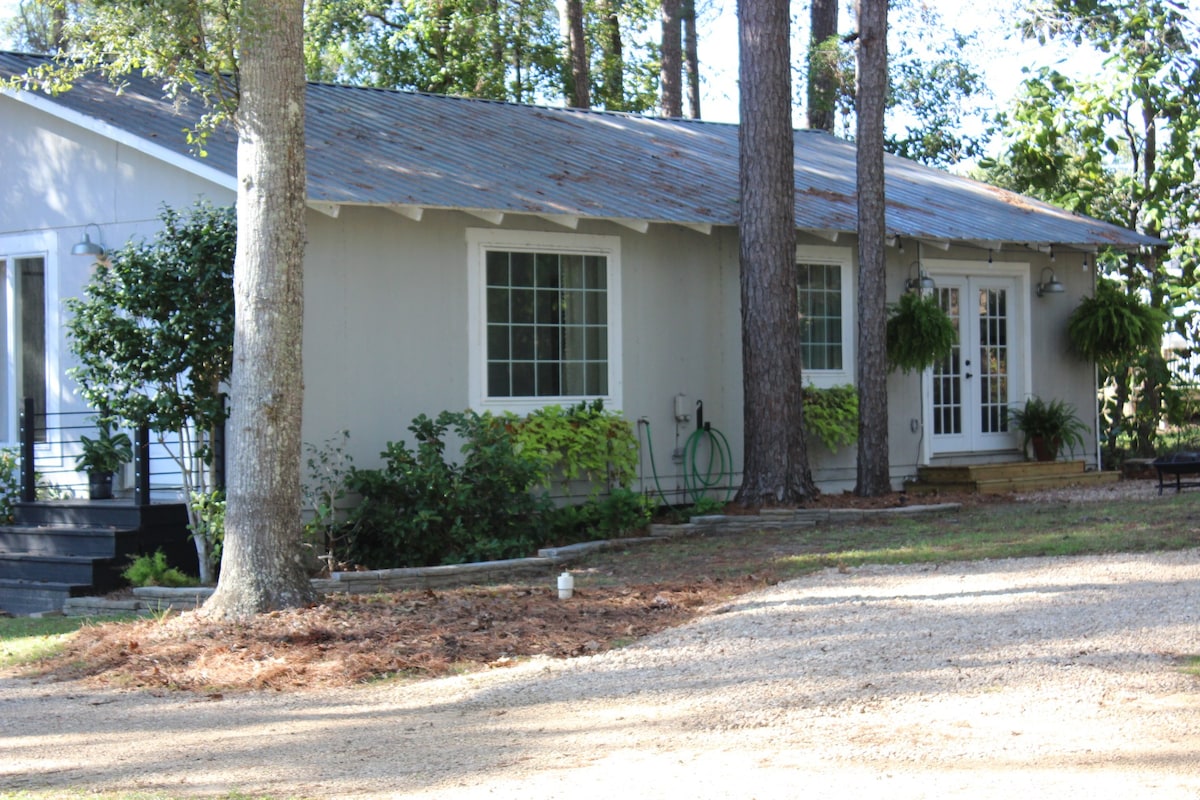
[906,460,1121,495]
[0,578,96,617]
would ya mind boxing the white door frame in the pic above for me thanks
[918,259,1032,463]
[0,230,61,448]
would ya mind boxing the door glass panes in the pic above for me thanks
[932,286,962,436]
[17,258,45,442]
[978,288,1009,434]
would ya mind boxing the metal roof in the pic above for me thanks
[0,51,1159,249]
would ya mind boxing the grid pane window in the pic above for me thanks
[486,250,608,398]
[797,262,843,371]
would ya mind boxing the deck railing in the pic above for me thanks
[18,397,225,505]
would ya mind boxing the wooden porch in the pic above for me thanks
[905,459,1120,495]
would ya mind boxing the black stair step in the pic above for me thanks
[0,524,137,557]
[13,500,188,529]
[0,553,119,585]
[0,578,95,617]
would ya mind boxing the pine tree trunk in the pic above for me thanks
[683,0,701,118]
[806,0,838,132]
[853,0,891,496]
[599,1,624,109]
[203,0,316,618]
[734,0,816,507]
[660,0,682,116]
[565,0,590,108]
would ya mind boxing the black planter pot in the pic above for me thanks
[88,471,114,500]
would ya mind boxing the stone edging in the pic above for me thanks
[60,502,961,617]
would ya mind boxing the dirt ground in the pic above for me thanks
[27,489,994,693]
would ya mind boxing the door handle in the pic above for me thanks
[965,372,974,379]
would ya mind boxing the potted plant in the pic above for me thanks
[1008,397,1090,462]
[885,291,958,374]
[75,421,133,499]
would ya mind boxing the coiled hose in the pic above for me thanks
[639,419,734,507]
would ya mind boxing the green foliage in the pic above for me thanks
[511,401,639,495]
[65,201,235,583]
[73,421,133,475]
[1068,279,1169,362]
[65,202,235,439]
[986,1,1200,453]
[801,384,859,452]
[344,411,549,568]
[885,291,958,373]
[0,447,19,524]
[122,550,198,588]
[1009,397,1090,460]
[302,430,354,571]
[546,488,654,543]
[188,491,225,581]
[303,0,663,112]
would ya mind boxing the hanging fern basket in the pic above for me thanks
[885,291,958,374]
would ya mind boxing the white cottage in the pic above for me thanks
[0,51,1158,500]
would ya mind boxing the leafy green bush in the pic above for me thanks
[344,411,550,568]
[188,490,225,580]
[122,550,198,588]
[511,400,639,495]
[545,488,653,544]
[0,447,18,524]
[802,384,859,452]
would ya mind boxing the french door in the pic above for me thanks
[928,276,1022,454]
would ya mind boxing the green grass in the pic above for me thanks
[577,491,1200,586]
[0,616,93,668]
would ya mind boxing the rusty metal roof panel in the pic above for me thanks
[0,51,1158,249]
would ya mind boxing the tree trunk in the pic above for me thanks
[683,0,701,119]
[660,0,682,116]
[203,0,316,619]
[734,0,816,508]
[853,0,891,496]
[806,0,838,131]
[598,0,624,109]
[565,0,590,108]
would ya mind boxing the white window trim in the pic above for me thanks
[467,228,623,414]
[796,245,855,389]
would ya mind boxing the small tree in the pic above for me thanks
[65,201,235,583]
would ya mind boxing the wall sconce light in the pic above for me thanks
[1036,266,1065,297]
[905,261,936,292]
[71,224,106,257]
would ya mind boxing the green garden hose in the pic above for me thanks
[639,419,734,507]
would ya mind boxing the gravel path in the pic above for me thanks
[3,542,1200,799]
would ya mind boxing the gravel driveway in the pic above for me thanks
[3,544,1199,799]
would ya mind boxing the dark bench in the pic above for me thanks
[1153,452,1200,495]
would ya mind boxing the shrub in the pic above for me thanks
[344,411,549,568]
[802,384,859,452]
[512,400,639,496]
[0,448,18,524]
[122,550,198,588]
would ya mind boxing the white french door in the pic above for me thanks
[928,275,1023,454]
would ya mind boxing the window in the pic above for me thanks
[468,230,621,412]
[795,247,854,386]
[797,262,843,370]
